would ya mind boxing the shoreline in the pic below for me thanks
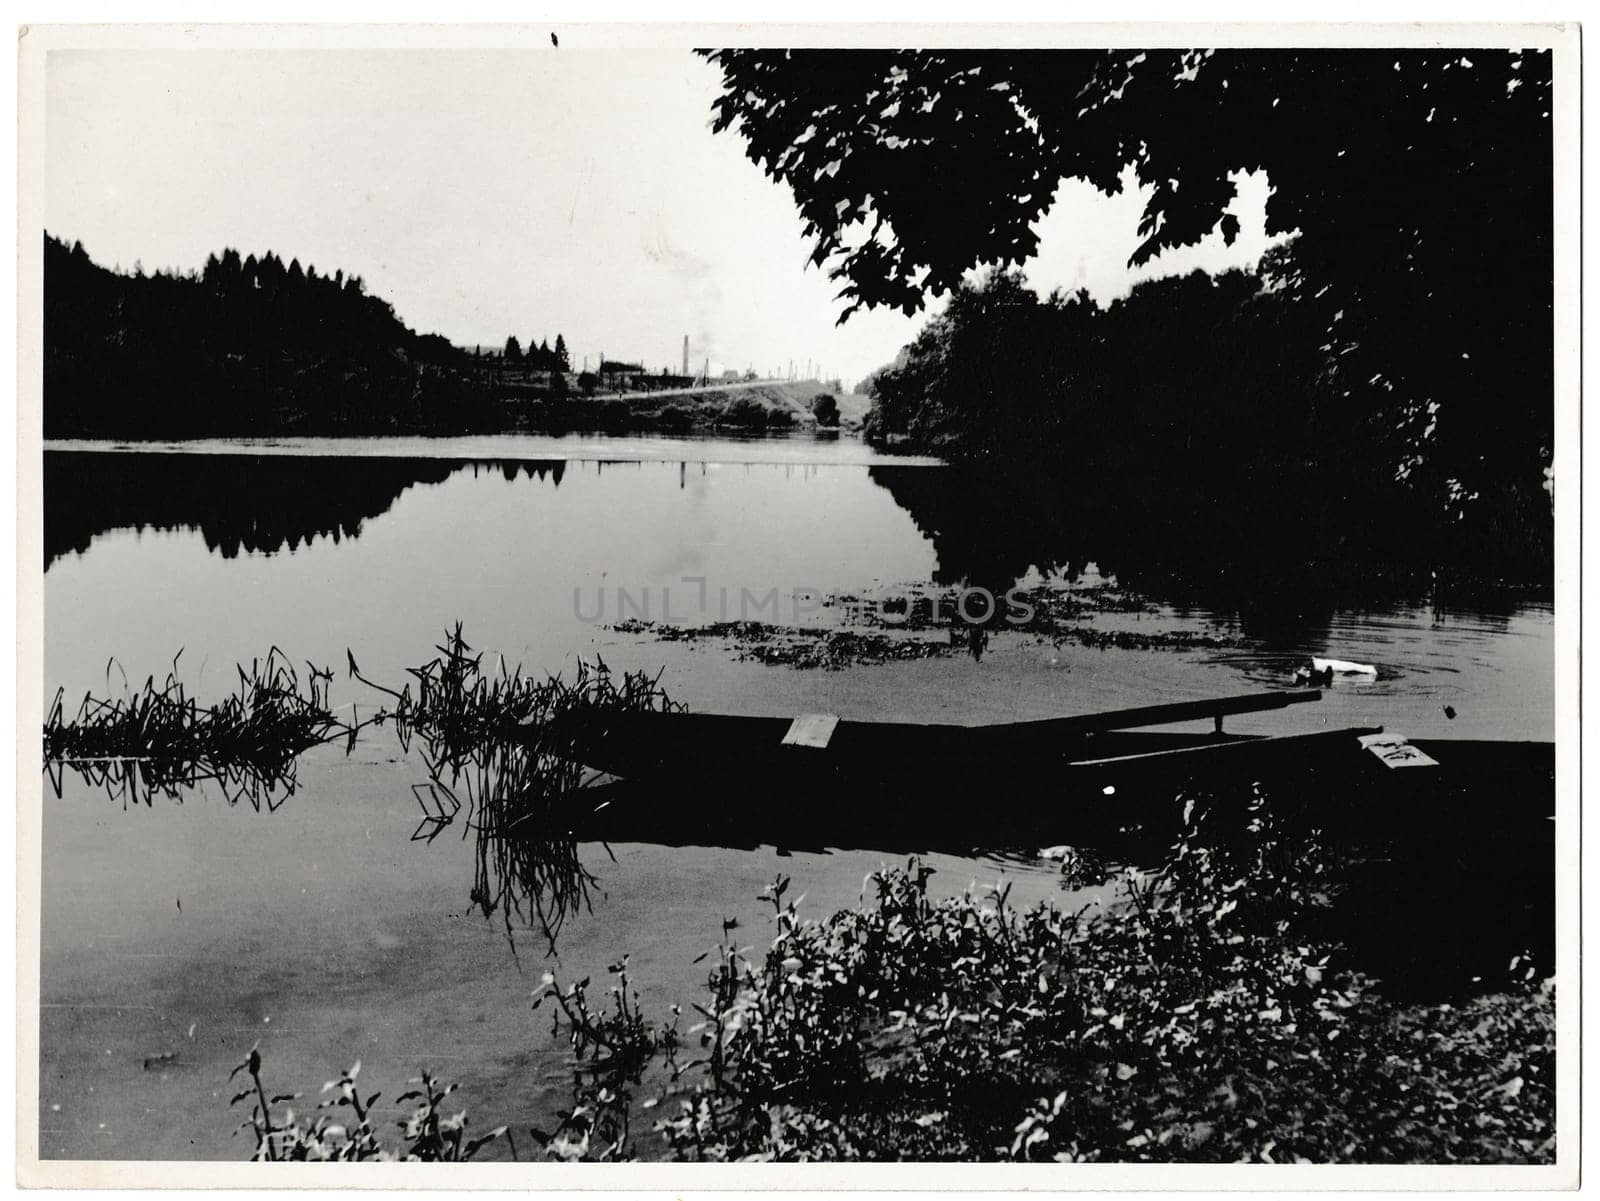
[43,430,946,467]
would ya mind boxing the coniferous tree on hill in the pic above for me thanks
[43,233,491,437]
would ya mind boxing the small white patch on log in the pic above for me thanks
[782,713,839,749]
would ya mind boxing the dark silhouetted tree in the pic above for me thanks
[700,49,1554,538]
[43,234,492,438]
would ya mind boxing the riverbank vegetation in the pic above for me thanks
[40,635,1555,1163]
[858,263,1551,599]
[233,794,1555,1163]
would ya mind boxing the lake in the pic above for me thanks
[39,436,1554,1160]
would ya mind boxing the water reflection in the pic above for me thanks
[44,452,567,567]
[36,442,1557,1162]
[48,450,1552,630]
[869,463,1549,637]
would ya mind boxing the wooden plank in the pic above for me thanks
[782,713,840,749]
[992,689,1323,741]
[1069,725,1382,771]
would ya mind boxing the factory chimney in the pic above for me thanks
[682,335,689,377]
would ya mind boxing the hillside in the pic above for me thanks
[43,234,874,441]
[682,381,869,430]
[43,234,494,438]
[518,379,866,435]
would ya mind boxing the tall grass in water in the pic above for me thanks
[355,625,679,954]
[43,625,678,953]
[42,651,358,810]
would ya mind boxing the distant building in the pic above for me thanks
[598,359,648,390]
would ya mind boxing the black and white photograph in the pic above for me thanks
[16,19,1578,1185]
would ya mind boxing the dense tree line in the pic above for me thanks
[863,261,1550,599]
[44,234,496,437]
[701,48,1554,591]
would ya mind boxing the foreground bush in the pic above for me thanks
[237,790,1556,1163]
[582,796,1553,1163]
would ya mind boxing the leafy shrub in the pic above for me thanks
[719,396,769,429]
[233,786,1555,1163]
[539,790,1555,1163]
[595,398,632,431]
[228,1045,508,1162]
[653,403,697,432]
[811,392,840,427]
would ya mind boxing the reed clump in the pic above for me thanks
[43,651,356,809]
[355,624,679,953]
[44,626,678,953]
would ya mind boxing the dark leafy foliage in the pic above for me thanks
[719,395,771,430]
[700,48,1554,569]
[811,392,841,427]
[515,789,1555,1162]
[859,265,1551,604]
[228,786,1553,1163]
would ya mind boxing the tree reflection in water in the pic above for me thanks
[44,451,566,567]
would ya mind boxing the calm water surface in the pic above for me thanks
[40,438,1553,1159]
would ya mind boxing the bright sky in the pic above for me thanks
[45,48,1277,386]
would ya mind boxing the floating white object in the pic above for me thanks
[1313,656,1378,676]
[1358,732,1439,769]
[782,713,839,749]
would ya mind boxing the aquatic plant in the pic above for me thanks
[529,955,684,1160]
[228,1044,509,1162]
[352,624,679,953]
[42,651,359,810]
[609,618,955,670]
[45,626,678,954]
